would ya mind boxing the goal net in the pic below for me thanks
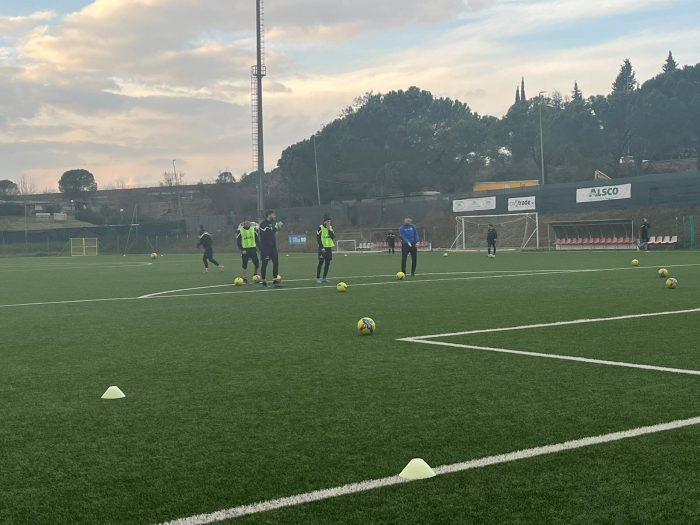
[71,237,98,256]
[335,240,357,252]
[452,213,539,251]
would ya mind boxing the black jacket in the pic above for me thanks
[258,219,278,253]
[197,232,213,249]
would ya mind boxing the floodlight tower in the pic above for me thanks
[251,0,266,219]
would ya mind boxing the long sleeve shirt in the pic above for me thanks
[399,224,419,245]
[236,225,260,250]
[258,219,278,252]
[196,232,213,249]
[316,225,335,248]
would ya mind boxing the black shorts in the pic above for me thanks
[261,249,278,261]
[241,249,259,268]
[318,247,333,261]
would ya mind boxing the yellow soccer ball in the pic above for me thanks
[275,275,282,281]
[234,277,244,286]
[150,252,158,260]
[665,277,678,289]
[357,317,376,335]
[443,252,449,257]
[631,259,639,266]
[658,268,669,278]
[396,271,406,280]
[336,282,348,293]
[252,275,261,283]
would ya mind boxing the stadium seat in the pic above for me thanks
[661,235,672,244]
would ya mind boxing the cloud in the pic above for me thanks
[0,11,55,34]
[0,0,697,191]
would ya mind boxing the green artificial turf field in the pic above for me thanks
[1,249,699,524]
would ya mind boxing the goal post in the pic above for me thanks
[70,237,99,256]
[451,213,539,251]
[335,240,357,252]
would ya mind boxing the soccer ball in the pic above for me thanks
[665,277,678,289]
[658,268,669,278]
[252,275,261,283]
[275,275,282,281]
[443,252,449,257]
[234,277,244,286]
[150,252,158,260]
[631,259,639,266]
[396,271,406,280]
[336,282,348,293]
[357,317,376,335]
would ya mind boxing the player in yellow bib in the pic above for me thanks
[236,216,261,284]
[316,214,335,283]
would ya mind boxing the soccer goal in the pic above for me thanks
[70,237,99,256]
[335,240,357,252]
[451,213,539,251]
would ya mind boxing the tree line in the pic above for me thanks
[273,53,699,206]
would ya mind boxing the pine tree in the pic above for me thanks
[612,59,638,94]
[571,81,582,101]
[520,77,526,101]
[662,51,678,73]
[515,87,521,104]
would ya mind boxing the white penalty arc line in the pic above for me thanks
[155,415,700,525]
[137,262,700,299]
[400,306,700,340]
[402,340,700,377]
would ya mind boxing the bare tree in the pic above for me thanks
[17,175,37,195]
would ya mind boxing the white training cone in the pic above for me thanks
[101,386,126,400]
[399,458,436,480]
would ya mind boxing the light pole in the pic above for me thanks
[538,91,546,185]
[313,134,321,206]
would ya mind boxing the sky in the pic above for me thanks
[0,0,698,191]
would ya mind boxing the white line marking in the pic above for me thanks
[155,415,700,525]
[402,340,700,376]
[0,262,153,273]
[399,307,700,340]
[138,262,700,299]
[0,297,136,309]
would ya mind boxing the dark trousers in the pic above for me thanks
[261,250,279,281]
[317,249,332,278]
[388,243,395,254]
[203,248,219,268]
[488,241,496,254]
[401,243,417,275]
[242,249,260,271]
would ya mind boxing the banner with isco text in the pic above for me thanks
[576,184,631,203]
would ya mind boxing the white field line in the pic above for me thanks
[138,262,700,299]
[155,415,700,525]
[3,264,699,309]
[137,268,574,298]
[1,271,553,308]
[138,269,623,300]
[403,340,700,377]
[0,297,137,309]
[0,262,153,273]
[400,307,700,340]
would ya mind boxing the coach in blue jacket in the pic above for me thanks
[399,217,419,277]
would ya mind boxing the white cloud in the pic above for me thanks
[0,0,697,190]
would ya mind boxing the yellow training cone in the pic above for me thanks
[101,386,126,399]
[399,458,436,480]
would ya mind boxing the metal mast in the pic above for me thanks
[251,0,266,218]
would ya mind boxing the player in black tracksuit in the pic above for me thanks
[487,224,498,257]
[197,225,223,272]
[259,210,282,287]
